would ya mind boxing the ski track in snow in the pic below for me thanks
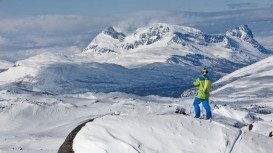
[228,129,242,153]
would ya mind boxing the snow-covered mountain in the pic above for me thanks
[84,23,271,66]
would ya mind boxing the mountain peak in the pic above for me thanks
[103,26,116,33]
[226,25,253,39]
[146,23,171,32]
[103,26,126,42]
[225,25,272,53]
[134,23,171,39]
[142,23,202,34]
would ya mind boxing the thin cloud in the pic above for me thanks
[0,15,100,33]
[115,8,273,35]
[0,14,122,61]
[226,3,258,9]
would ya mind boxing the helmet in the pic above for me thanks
[201,67,208,75]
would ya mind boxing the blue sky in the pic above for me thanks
[0,0,272,15]
[0,0,273,61]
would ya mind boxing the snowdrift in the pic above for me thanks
[73,115,239,153]
[72,114,273,153]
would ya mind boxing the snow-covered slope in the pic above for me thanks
[73,115,273,153]
[0,89,272,152]
[0,91,210,152]
[0,52,255,97]
[212,55,273,99]
[211,55,273,138]
[84,23,271,66]
[0,52,200,97]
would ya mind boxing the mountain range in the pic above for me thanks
[84,23,270,65]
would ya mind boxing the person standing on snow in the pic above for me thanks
[193,68,212,120]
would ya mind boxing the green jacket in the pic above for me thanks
[193,75,212,100]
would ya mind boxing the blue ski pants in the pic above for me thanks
[193,97,212,119]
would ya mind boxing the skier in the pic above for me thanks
[193,67,212,120]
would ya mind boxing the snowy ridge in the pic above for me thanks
[84,23,271,66]
[225,25,268,53]
[73,115,239,153]
[212,55,273,98]
[0,52,199,97]
[0,52,244,97]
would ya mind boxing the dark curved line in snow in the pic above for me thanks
[229,130,243,153]
[58,113,115,153]
[58,118,95,153]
